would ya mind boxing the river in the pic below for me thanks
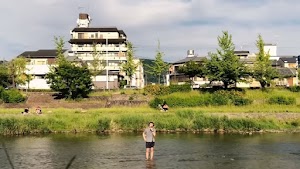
[1,133,300,169]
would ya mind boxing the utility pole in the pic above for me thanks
[296,56,299,86]
[106,38,109,90]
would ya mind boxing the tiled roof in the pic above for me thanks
[279,57,297,63]
[276,67,296,77]
[173,56,206,64]
[19,49,67,58]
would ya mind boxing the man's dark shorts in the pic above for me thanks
[146,142,155,148]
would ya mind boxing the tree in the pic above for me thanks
[46,63,93,99]
[90,43,105,79]
[253,35,277,88]
[205,31,249,88]
[146,40,169,84]
[121,41,138,86]
[7,57,27,88]
[0,63,11,88]
[178,60,205,82]
[54,36,67,65]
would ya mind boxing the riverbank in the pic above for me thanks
[1,108,300,135]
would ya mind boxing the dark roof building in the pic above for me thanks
[18,49,67,58]
[173,56,206,64]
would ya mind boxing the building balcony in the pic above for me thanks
[71,46,127,52]
[69,38,127,44]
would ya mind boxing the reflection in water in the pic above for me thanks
[0,133,300,169]
[145,160,156,169]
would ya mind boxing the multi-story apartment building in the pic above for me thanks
[18,49,68,89]
[68,13,144,89]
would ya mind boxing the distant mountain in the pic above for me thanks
[140,59,169,84]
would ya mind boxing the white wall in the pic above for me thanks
[264,45,277,56]
[19,79,50,89]
[25,65,51,75]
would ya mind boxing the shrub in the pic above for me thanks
[98,118,111,131]
[268,96,296,105]
[1,89,25,103]
[168,84,191,93]
[144,85,168,95]
[209,92,229,106]
[231,97,253,106]
[289,86,300,92]
[129,96,134,101]
[149,97,163,108]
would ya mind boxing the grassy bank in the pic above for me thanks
[1,108,300,135]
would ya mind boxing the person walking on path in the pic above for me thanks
[143,122,156,160]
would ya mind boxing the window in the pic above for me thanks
[78,33,84,39]
[91,34,94,39]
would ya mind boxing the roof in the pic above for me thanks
[234,51,250,54]
[173,56,206,64]
[276,67,296,77]
[19,49,67,58]
[279,57,297,63]
[72,27,121,32]
[66,56,82,62]
[118,30,126,36]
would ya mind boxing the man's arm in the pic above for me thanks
[152,129,156,137]
[142,132,146,141]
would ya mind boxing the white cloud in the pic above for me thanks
[1,0,300,62]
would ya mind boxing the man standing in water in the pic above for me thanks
[143,122,156,160]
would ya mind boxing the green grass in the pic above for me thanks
[0,107,300,135]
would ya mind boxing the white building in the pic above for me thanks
[68,13,144,89]
[264,43,278,60]
[18,49,68,89]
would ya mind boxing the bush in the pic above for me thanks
[232,97,253,106]
[98,118,111,132]
[144,85,169,96]
[1,89,25,103]
[144,84,191,96]
[209,92,229,106]
[268,96,296,105]
[289,86,300,92]
[148,89,253,108]
[149,98,163,108]
[168,84,191,93]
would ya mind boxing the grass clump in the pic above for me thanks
[268,96,296,105]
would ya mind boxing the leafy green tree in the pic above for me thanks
[54,36,67,65]
[7,57,27,88]
[121,41,138,87]
[46,63,93,99]
[253,35,278,88]
[0,63,11,88]
[178,60,205,81]
[205,31,249,88]
[90,43,105,78]
[146,40,169,84]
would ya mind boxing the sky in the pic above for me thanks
[1,0,300,62]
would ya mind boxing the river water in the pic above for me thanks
[1,133,300,169]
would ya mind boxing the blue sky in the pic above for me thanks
[1,0,300,62]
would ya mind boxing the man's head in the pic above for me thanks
[148,122,154,128]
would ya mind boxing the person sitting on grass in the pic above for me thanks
[21,107,30,115]
[162,101,169,112]
[35,106,42,115]
[157,104,164,111]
